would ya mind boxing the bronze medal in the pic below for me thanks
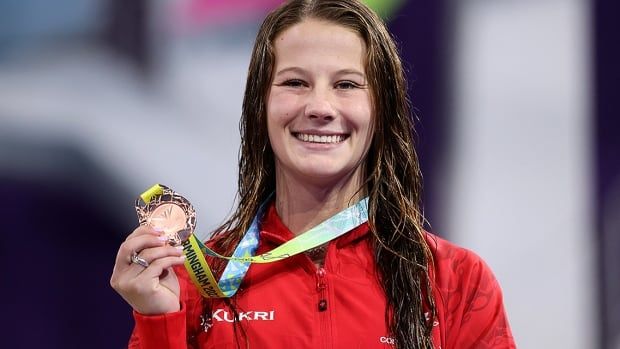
[135,184,196,246]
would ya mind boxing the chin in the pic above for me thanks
[298,165,359,184]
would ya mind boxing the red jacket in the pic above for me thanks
[129,203,515,348]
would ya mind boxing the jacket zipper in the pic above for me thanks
[316,267,327,311]
[307,241,332,348]
[316,265,330,349]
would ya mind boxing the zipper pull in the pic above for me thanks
[316,267,327,312]
[318,299,327,312]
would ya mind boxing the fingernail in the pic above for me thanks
[152,226,164,233]
[179,255,186,261]
[157,235,168,242]
[175,245,184,250]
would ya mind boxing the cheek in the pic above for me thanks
[347,92,373,129]
[350,104,373,134]
[355,108,375,153]
[267,93,296,126]
[266,95,291,152]
[266,117,283,154]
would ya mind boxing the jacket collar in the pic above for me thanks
[259,201,370,248]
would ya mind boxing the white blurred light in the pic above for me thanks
[444,0,594,348]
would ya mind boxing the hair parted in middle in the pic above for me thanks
[211,1,436,348]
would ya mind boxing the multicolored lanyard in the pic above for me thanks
[181,196,369,298]
[137,184,368,298]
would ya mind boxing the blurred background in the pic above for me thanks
[0,0,617,347]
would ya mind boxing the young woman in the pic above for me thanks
[111,1,516,348]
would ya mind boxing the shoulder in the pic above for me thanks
[424,232,492,280]
[424,231,502,305]
[424,232,516,348]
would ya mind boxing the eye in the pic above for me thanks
[281,79,307,88]
[335,80,361,90]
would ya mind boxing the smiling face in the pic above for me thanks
[267,18,373,191]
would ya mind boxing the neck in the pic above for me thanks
[275,169,365,236]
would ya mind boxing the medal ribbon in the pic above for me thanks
[139,184,368,298]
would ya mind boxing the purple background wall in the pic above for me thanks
[596,0,620,347]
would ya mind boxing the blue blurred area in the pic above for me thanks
[0,0,103,57]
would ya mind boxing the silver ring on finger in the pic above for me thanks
[130,250,149,268]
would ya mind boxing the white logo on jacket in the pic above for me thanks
[379,336,395,345]
[211,309,276,322]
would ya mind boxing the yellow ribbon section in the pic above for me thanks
[182,234,226,298]
[140,184,164,204]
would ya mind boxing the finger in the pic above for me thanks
[114,233,167,271]
[135,245,184,266]
[125,225,162,242]
[136,255,187,281]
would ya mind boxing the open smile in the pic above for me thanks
[292,132,349,144]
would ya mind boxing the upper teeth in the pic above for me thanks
[296,133,345,144]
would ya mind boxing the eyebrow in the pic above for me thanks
[274,67,366,80]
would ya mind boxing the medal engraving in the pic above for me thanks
[147,203,188,246]
[135,184,196,246]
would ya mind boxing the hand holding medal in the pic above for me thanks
[109,184,188,315]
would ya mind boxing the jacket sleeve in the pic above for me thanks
[128,304,188,349]
[445,250,516,349]
[127,266,204,349]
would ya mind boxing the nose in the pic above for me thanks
[304,87,335,121]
